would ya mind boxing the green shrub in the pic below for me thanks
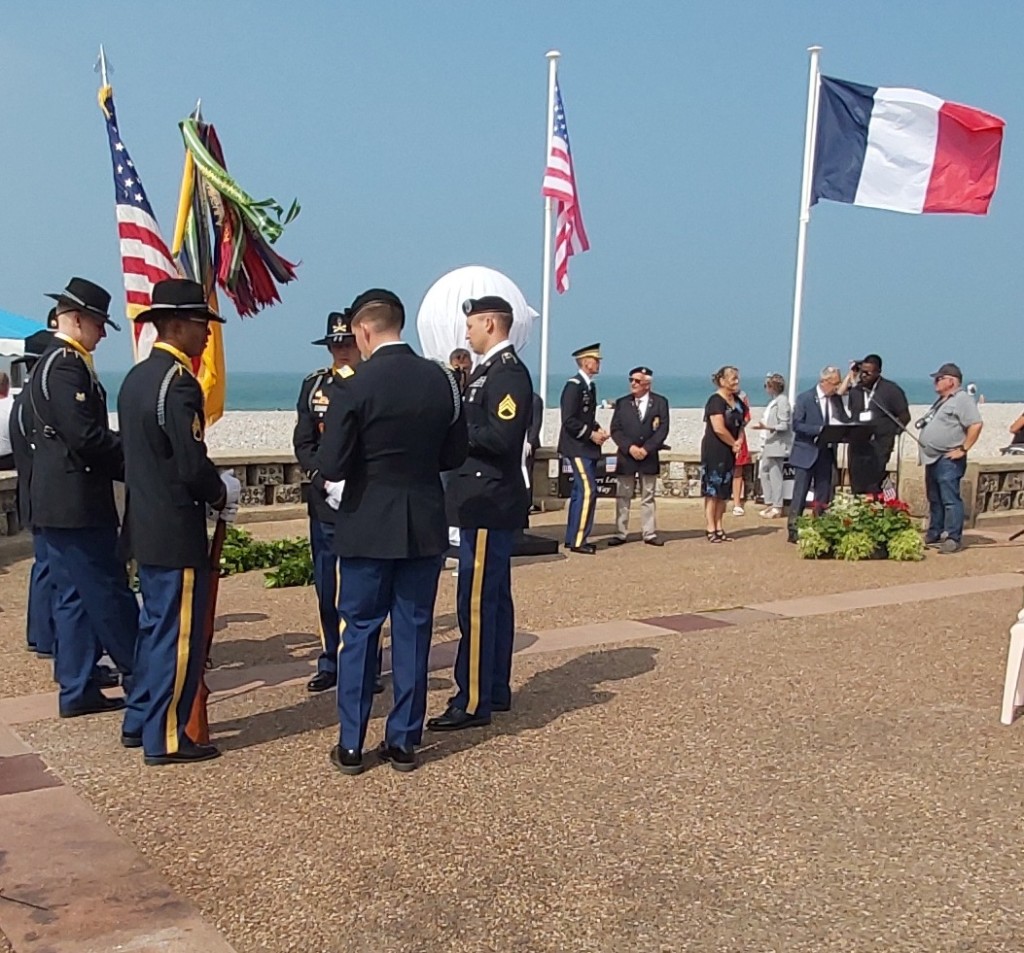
[797,525,831,559]
[219,525,312,588]
[834,530,876,561]
[886,527,925,561]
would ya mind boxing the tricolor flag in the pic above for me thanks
[98,85,179,360]
[811,76,1004,215]
[542,79,589,293]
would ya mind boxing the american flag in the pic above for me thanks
[541,80,589,293]
[881,477,898,503]
[100,87,178,361]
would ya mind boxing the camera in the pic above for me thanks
[850,361,862,374]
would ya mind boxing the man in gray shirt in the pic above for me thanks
[917,363,983,553]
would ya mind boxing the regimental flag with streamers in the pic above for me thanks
[811,76,1004,215]
[99,85,178,361]
[542,80,589,293]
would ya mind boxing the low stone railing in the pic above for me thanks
[0,450,1015,537]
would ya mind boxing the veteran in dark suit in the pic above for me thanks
[29,278,138,718]
[316,289,467,775]
[787,365,848,543]
[558,343,608,554]
[608,366,669,546]
[118,279,240,765]
[428,296,533,732]
[293,310,368,694]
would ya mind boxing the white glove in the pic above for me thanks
[218,470,241,524]
[323,479,345,511]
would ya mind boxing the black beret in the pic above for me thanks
[462,296,513,317]
[629,366,653,377]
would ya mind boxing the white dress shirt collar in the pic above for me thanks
[478,340,512,366]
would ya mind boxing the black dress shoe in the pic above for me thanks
[329,745,364,776]
[59,695,126,719]
[568,543,597,555]
[144,740,221,766]
[307,671,337,693]
[644,537,664,547]
[426,706,492,732]
[787,531,798,544]
[35,649,54,659]
[92,664,120,689]
[121,732,143,749]
[376,741,416,772]
[491,701,512,713]
[606,536,627,547]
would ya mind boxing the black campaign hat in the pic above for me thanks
[462,296,513,317]
[312,310,355,346]
[11,329,55,367]
[348,288,405,329]
[134,279,226,324]
[629,366,653,377]
[45,277,119,331]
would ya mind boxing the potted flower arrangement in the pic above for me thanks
[796,495,924,561]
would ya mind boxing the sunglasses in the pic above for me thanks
[629,377,645,384]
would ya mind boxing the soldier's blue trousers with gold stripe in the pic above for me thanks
[564,456,598,548]
[27,530,56,655]
[453,528,516,717]
[124,566,209,758]
[41,526,138,712]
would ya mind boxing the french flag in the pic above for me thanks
[811,76,1004,215]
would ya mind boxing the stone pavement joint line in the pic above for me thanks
[0,571,1020,953]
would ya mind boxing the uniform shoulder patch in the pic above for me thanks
[566,378,580,385]
[192,412,204,442]
[304,367,329,382]
[500,351,519,365]
[497,394,517,420]
[337,364,355,379]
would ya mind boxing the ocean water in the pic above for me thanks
[96,370,1024,412]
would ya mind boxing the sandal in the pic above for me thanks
[706,531,721,543]
[714,530,734,542]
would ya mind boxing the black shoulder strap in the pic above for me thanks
[28,350,85,467]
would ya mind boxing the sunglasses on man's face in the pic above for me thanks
[629,377,644,384]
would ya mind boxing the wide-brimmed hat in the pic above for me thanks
[45,277,120,331]
[312,310,355,346]
[11,329,55,367]
[134,279,226,324]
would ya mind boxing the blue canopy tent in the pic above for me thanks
[0,309,47,357]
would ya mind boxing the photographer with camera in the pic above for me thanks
[838,354,910,495]
[916,363,982,554]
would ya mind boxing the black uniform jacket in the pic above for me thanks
[118,345,224,569]
[293,364,355,524]
[610,391,670,477]
[847,377,911,446]
[446,344,534,530]
[10,387,35,529]
[558,372,601,459]
[28,335,122,529]
[315,343,468,560]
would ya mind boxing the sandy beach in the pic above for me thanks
[190,401,1023,460]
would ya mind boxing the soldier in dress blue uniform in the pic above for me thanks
[316,289,467,774]
[558,343,609,554]
[118,279,241,765]
[427,296,534,732]
[29,278,139,718]
[10,328,57,658]
[295,311,358,693]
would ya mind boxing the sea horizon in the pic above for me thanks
[93,370,1024,412]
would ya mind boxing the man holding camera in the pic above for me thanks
[839,354,910,495]
[917,363,982,554]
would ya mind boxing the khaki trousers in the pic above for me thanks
[615,473,657,540]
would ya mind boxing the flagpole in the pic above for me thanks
[786,45,822,402]
[98,45,109,87]
[538,49,560,440]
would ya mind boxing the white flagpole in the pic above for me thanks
[787,45,822,402]
[538,49,560,440]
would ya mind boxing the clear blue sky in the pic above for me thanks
[1,1,1020,383]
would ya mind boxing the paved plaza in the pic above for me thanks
[2,500,1024,952]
